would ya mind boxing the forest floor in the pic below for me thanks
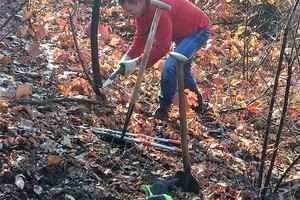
[1,0,300,200]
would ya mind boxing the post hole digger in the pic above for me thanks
[169,52,200,194]
[119,0,171,140]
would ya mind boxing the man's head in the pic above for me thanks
[119,0,147,18]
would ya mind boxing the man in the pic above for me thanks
[117,0,210,119]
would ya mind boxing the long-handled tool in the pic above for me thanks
[76,126,181,145]
[91,127,181,145]
[170,52,200,194]
[78,126,194,154]
[120,0,171,140]
[102,64,125,88]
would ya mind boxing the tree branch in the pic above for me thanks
[10,97,113,106]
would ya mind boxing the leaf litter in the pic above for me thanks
[1,0,300,199]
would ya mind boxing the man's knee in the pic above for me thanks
[162,62,177,78]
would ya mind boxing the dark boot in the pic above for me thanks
[153,105,171,120]
[191,95,204,114]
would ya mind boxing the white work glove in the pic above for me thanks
[120,54,131,62]
[118,58,140,76]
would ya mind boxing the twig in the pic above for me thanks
[10,97,113,106]
[211,19,244,26]
[219,107,246,115]
[69,0,105,99]
[219,86,270,114]
[260,0,300,196]
[0,22,20,42]
[274,153,300,193]
[242,0,250,80]
[68,3,93,86]
[0,0,28,30]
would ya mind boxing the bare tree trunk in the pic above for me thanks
[91,0,105,99]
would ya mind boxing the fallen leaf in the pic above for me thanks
[43,12,52,21]
[33,185,43,195]
[22,105,34,119]
[199,179,209,186]
[65,194,76,200]
[23,9,34,21]
[36,25,47,40]
[16,84,31,98]
[15,174,25,189]
[99,24,109,40]
[48,155,62,165]
[62,135,72,147]
[56,18,66,26]
[29,42,42,57]
[49,187,62,195]
[247,105,260,114]
[0,55,12,63]
[213,77,226,86]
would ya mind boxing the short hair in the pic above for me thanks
[118,0,138,6]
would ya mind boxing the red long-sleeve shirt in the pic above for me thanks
[126,0,210,68]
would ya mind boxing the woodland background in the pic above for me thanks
[0,0,300,199]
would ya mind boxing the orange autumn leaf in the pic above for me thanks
[173,92,189,109]
[114,49,122,60]
[99,24,109,40]
[199,179,209,186]
[19,26,27,35]
[247,105,260,114]
[0,55,12,63]
[23,9,34,21]
[185,89,198,107]
[27,28,35,37]
[43,12,52,22]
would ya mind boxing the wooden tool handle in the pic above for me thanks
[121,1,172,140]
[170,52,188,63]
[129,2,171,104]
[170,52,192,174]
[150,0,172,11]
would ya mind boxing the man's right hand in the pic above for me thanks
[117,54,135,76]
[118,58,140,76]
[120,54,131,62]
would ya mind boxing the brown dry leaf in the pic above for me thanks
[19,26,27,35]
[36,25,47,40]
[22,105,33,119]
[16,84,31,99]
[48,155,62,165]
[29,42,42,57]
[23,9,34,21]
[27,28,35,37]
[0,55,12,63]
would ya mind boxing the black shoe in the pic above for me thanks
[153,106,170,120]
[191,100,204,114]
